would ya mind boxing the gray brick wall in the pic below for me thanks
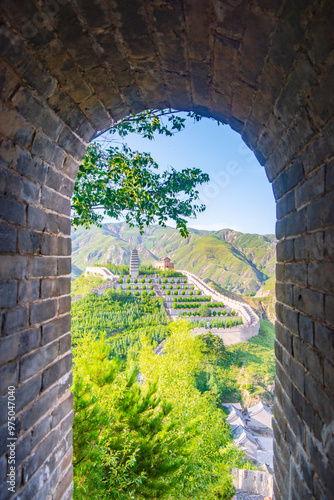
[0,1,333,498]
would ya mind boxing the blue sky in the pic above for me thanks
[99,113,276,235]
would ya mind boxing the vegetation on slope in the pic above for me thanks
[196,320,275,407]
[71,223,276,294]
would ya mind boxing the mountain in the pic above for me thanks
[71,223,276,295]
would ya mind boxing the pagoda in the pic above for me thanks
[130,249,139,278]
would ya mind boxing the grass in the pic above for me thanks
[71,274,105,297]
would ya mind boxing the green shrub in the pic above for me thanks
[142,291,148,296]
[184,286,188,290]
[134,279,138,284]
[126,291,132,296]
[174,291,178,295]
[150,285,154,290]
[162,285,165,290]
[189,291,193,296]
[232,310,236,316]
[197,290,201,295]
[188,311,192,316]
[163,279,168,283]
[184,280,187,283]
[212,311,217,316]
[127,285,131,290]
[149,291,155,296]
[173,297,177,302]
[142,285,146,290]
[191,286,195,290]
[182,291,185,295]
[166,290,170,296]
[118,278,123,283]
[148,279,152,283]
[172,304,177,309]
[141,278,145,283]
[222,310,226,315]
[135,286,139,290]
[126,278,130,283]
[218,311,221,316]
[169,285,173,289]
[134,291,139,296]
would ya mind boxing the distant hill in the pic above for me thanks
[71,223,276,295]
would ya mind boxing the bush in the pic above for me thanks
[191,286,195,290]
[126,291,132,296]
[142,290,148,296]
[220,302,224,307]
[169,285,173,290]
[212,311,217,316]
[171,279,174,283]
[173,297,177,302]
[145,274,147,278]
[193,311,197,316]
[172,304,177,309]
[134,291,139,296]
[174,291,178,295]
[218,311,221,316]
[149,291,155,296]
[199,304,211,317]
[222,310,226,316]
[127,285,131,290]
[142,285,146,290]
[182,291,185,295]
[126,278,130,283]
[197,290,201,295]
[184,286,188,290]
[141,278,145,283]
[135,286,139,290]
[184,279,187,283]
[148,279,152,283]
[162,285,165,290]
[207,297,211,301]
[188,311,192,316]
[118,278,123,283]
[232,310,236,316]
[166,290,170,296]
[163,279,168,283]
[150,285,154,290]
[134,279,138,284]
[189,291,193,296]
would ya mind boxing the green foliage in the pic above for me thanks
[199,304,211,317]
[72,333,195,499]
[195,320,276,406]
[72,110,210,237]
[71,274,105,297]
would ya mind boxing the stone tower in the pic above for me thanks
[130,249,139,278]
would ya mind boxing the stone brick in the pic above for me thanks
[41,277,71,299]
[57,257,71,276]
[58,295,71,315]
[59,332,71,355]
[58,215,71,235]
[295,165,325,208]
[276,320,293,353]
[0,255,27,280]
[29,256,57,278]
[32,415,51,448]
[272,158,304,201]
[23,427,60,484]
[0,195,26,226]
[299,313,314,345]
[0,281,17,308]
[290,357,305,394]
[0,327,40,365]
[27,205,58,233]
[0,224,16,253]
[276,207,307,239]
[57,127,86,161]
[57,236,71,256]
[314,323,334,360]
[16,153,48,185]
[0,166,22,199]
[324,294,334,328]
[20,385,58,435]
[21,177,40,204]
[0,361,18,396]
[41,185,71,215]
[0,103,35,147]
[15,432,32,466]
[308,191,334,231]
[323,359,334,398]
[294,286,325,322]
[276,238,294,262]
[30,298,57,325]
[305,374,334,426]
[41,315,71,346]
[15,373,41,414]
[285,262,307,286]
[18,229,40,254]
[32,132,65,168]
[20,341,59,382]
[62,156,80,180]
[276,189,295,220]
[11,86,63,141]
[308,262,334,293]
[43,353,72,391]
[2,306,28,335]
[294,231,324,261]
[18,279,40,304]
[51,391,73,428]
[45,166,74,198]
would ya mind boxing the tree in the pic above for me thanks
[199,303,211,317]
[72,109,212,237]
[72,332,195,499]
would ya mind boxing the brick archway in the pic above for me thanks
[0,1,333,498]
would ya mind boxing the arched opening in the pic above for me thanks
[0,1,333,498]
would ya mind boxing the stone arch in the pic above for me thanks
[0,1,333,498]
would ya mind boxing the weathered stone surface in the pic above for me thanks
[0,1,333,498]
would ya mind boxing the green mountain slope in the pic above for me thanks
[71,223,276,294]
